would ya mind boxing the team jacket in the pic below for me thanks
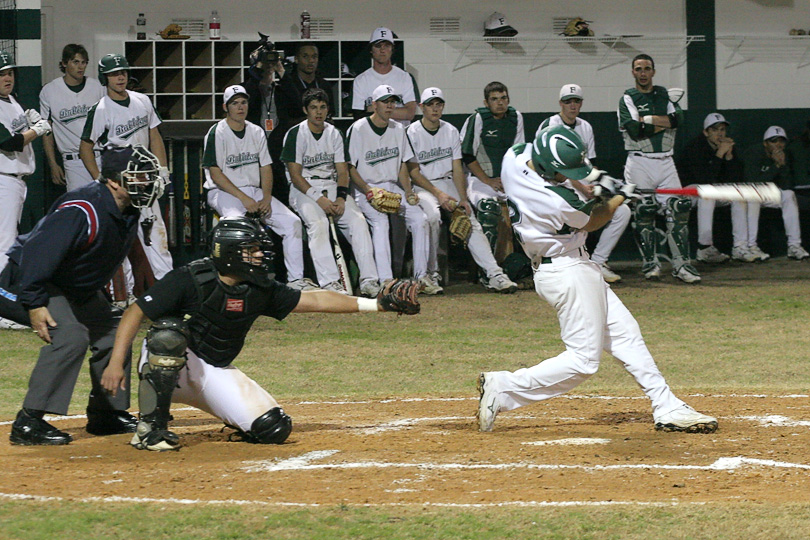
[742,145,795,190]
[6,181,140,309]
[460,106,524,178]
[618,86,683,155]
[675,134,743,186]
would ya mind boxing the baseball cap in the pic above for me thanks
[703,113,729,130]
[559,84,583,101]
[372,84,401,102]
[763,125,787,141]
[484,12,518,37]
[420,87,445,104]
[223,85,249,105]
[370,27,396,44]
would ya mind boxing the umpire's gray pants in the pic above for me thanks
[22,286,131,415]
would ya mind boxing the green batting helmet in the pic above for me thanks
[98,53,130,85]
[0,50,16,71]
[531,125,593,181]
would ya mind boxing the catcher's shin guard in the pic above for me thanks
[665,196,692,269]
[631,196,659,270]
[475,198,502,253]
[133,318,188,451]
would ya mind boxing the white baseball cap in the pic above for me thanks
[420,87,445,104]
[559,84,583,101]
[484,12,518,37]
[372,84,401,102]
[370,27,395,44]
[223,84,249,105]
[763,125,787,141]
[703,113,729,130]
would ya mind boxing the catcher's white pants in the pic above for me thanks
[64,155,99,192]
[742,189,803,248]
[139,345,278,433]
[354,181,428,281]
[590,204,631,265]
[0,174,25,272]
[466,173,507,206]
[623,153,681,205]
[208,186,305,281]
[415,178,503,278]
[486,251,685,418]
[289,179,378,287]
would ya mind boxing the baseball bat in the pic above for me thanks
[183,144,192,245]
[167,141,177,248]
[324,190,353,295]
[639,183,780,204]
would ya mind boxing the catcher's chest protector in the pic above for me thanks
[186,259,266,367]
[476,107,519,174]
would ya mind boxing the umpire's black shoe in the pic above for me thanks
[9,409,72,446]
[86,409,138,436]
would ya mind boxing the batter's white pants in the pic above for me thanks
[289,180,378,287]
[139,345,277,433]
[0,173,25,272]
[590,204,631,265]
[743,189,803,248]
[208,186,305,281]
[466,173,507,206]
[64,155,98,192]
[354,181,428,281]
[486,251,685,418]
[415,178,503,278]
[138,201,174,280]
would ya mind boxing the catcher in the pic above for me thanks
[100,216,420,452]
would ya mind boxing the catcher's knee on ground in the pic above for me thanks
[475,198,501,251]
[237,407,293,444]
[632,196,659,266]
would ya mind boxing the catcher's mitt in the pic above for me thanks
[377,279,421,315]
[366,187,401,213]
[448,205,472,245]
[562,17,594,37]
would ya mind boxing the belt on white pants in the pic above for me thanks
[532,246,589,270]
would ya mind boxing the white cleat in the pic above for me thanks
[130,422,180,451]
[359,280,382,298]
[287,278,320,291]
[418,274,444,295]
[731,246,757,263]
[654,405,718,434]
[322,281,349,294]
[747,245,770,262]
[482,273,518,294]
[0,316,28,330]
[673,264,701,284]
[476,372,501,432]
[598,262,622,283]
[696,245,730,264]
[787,244,810,261]
[642,263,661,281]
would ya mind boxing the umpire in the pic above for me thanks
[1,145,162,445]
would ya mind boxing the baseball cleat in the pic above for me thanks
[359,280,382,298]
[287,278,320,291]
[731,246,757,263]
[673,264,701,284]
[642,263,661,281]
[787,245,810,260]
[131,421,180,451]
[0,316,28,330]
[696,245,730,264]
[598,262,622,283]
[482,273,518,294]
[654,405,718,434]
[86,409,138,436]
[418,274,444,295]
[322,281,349,294]
[9,409,72,446]
[747,245,770,261]
[476,372,501,432]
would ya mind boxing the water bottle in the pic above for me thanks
[136,13,146,40]
[300,10,311,39]
[209,10,221,40]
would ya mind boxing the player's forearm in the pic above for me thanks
[292,290,366,313]
[391,102,417,122]
[80,140,100,178]
[42,133,58,164]
[407,163,437,195]
[259,165,274,199]
[209,166,253,203]
[466,160,491,183]
[349,165,371,193]
[583,196,625,232]
[109,303,146,370]
[149,128,168,167]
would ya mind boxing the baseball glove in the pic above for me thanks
[378,279,421,315]
[448,206,472,245]
[562,17,594,37]
[159,24,190,40]
[366,187,401,213]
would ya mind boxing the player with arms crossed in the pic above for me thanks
[618,54,699,283]
[282,88,380,296]
[39,43,105,191]
[406,87,517,294]
[204,85,316,290]
[100,216,421,451]
[538,84,630,283]
[476,126,717,434]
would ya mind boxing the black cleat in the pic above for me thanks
[86,409,138,436]
[9,409,72,446]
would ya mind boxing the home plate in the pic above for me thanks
[522,438,611,446]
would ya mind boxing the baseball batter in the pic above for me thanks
[406,87,517,294]
[537,83,630,283]
[39,44,105,191]
[0,49,52,273]
[81,53,173,284]
[204,84,316,290]
[282,88,380,296]
[347,84,428,283]
[476,126,718,435]
[618,54,699,283]
[100,216,421,451]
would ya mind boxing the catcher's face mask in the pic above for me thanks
[121,146,162,209]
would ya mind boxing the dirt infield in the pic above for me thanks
[3,393,809,507]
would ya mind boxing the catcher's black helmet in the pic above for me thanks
[210,216,274,286]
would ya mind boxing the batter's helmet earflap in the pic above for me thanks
[98,53,130,85]
[0,50,16,71]
[210,216,275,286]
[531,125,595,181]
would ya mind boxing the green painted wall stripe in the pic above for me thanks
[15,10,40,40]
[686,0,716,134]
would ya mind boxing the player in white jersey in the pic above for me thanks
[476,125,717,435]
[203,85,315,291]
[282,88,380,296]
[347,84,428,283]
[80,53,173,287]
[39,44,105,191]
[406,87,517,294]
[537,84,630,283]
[0,50,52,275]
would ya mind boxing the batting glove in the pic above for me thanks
[30,119,52,137]
[24,109,42,127]
[619,182,642,202]
[592,173,619,199]
[156,166,170,199]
